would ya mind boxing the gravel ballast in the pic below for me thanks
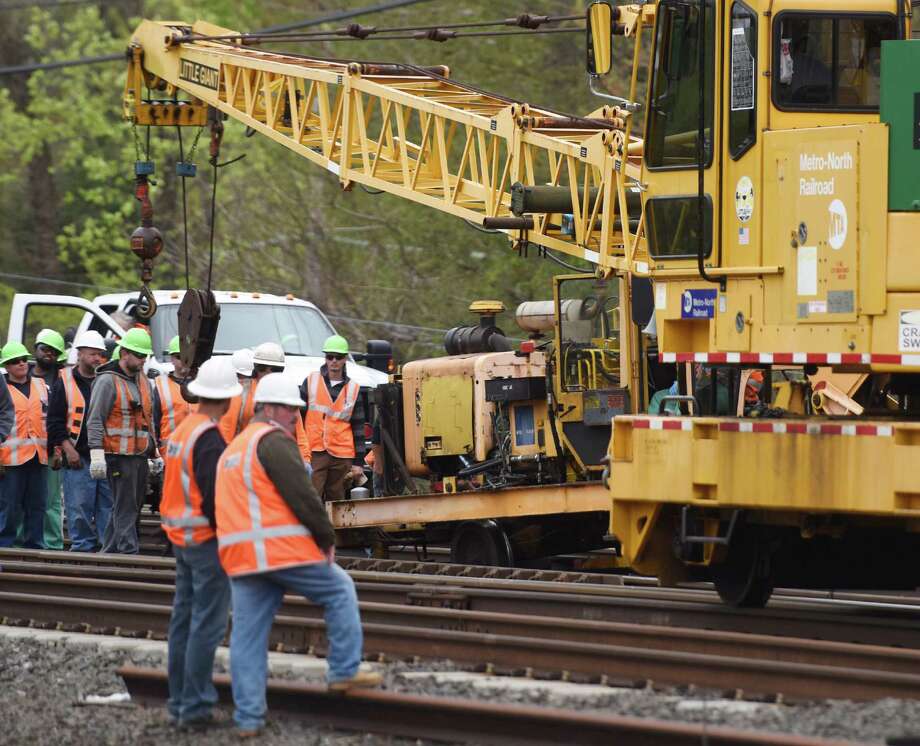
[2,628,920,745]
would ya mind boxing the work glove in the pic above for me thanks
[303,459,313,477]
[148,457,164,476]
[89,449,107,480]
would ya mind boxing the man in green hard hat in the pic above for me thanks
[0,341,51,548]
[32,328,65,387]
[300,334,366,502]
[32,328,66,549]
[85,327,156,554]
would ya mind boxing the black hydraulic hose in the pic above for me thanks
[456,456,504,479]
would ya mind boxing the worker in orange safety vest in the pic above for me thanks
[0,341,49,548]
[302,335,365,502]
[161,356,239,730]
[85,328,155,554]
[153,335,195,448]
[215,373,379,736]
[218,348,255,444]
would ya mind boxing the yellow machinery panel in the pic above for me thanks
[759,124,887,346]
[610,414,920,518]
[885,212,920,292]
[402,360,475,475]
[401,351,548,476]
[420,375,474,461]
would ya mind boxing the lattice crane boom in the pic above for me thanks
[124,16,652,275]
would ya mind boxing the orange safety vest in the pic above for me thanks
[215,421,325,576]
[102,374,153,455]
[0,377,48,466]
[218,378,254,444]
[220,378,310,462]
[60,368,86,442]
[745,370,765,403]
[305,372,360,459]
[155,374,193,443]
[161,412,218,547]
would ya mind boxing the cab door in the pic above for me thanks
[717,1,763,351]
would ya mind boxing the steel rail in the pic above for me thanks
[4,588,920,701]
[7,547,920,608]
[2,572,920,675]
[2,552,920,648]
[119,666,855,746]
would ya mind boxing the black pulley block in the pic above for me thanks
[177,289,220,375]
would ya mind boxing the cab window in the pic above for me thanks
[729,2,757,158]
[646,0,715,169]
[772,13,897,110]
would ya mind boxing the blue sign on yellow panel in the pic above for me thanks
[681,289,717,319]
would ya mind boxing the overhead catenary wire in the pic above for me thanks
[256,0,435,34]
[0,0,436,76]
[0,0,97,10]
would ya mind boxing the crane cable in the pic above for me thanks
[176,126,190,291]
[177,13,583,44]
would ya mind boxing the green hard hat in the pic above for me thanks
[322,334,349,355]
[166,335,181,356]
[36,328,65,353]
[57,349,69,363]
[0,341,30,365]
[120,328,153,357]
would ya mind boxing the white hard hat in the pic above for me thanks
[73,330,107,351]
[231,347,254,376]
[187,357,243,400]
[253,373,304,408]
[252,341,285,368]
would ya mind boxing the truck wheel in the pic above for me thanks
[711,530,774,608]
[450,520,514,567]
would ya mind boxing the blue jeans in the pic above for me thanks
[229,562,362,730]
[63,460,113,552]
[0,458,47,548]
[167,539,230,723]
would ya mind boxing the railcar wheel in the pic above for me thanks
[711,531,774,608]
[450,520,514,567]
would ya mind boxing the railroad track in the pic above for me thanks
[118,666,854,746]
[3,555,920,702]
[2,549,919,648]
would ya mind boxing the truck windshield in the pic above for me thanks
[645,0,715,169]
[151,303,336,361]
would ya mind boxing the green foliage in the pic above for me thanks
[0,0,635,361]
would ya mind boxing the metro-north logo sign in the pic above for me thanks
[179,59,219,90]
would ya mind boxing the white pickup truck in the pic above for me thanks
[7,290,390,388]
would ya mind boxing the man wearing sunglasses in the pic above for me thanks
[0,341,50,548]
[85,328,155,554]
[301,335,366,502]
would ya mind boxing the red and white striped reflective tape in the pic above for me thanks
[628,417,892,437]
[632,417,694,431]
[659,352,920,367]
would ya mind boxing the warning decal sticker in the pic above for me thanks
[899,310,920,352]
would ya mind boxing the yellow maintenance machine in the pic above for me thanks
[122,11,655,564]
[122,1,920,593]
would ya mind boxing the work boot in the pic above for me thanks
[327,670,383,692]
